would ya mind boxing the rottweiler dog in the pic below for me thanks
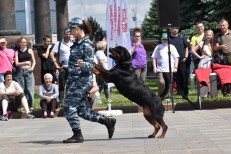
[93,46,168,138]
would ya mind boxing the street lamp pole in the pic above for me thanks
[132,0,137,28]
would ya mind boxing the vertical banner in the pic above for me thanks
[115,0,131,51]
[106,0,118,70]
[106,0,131,70]
[106,0,116,88]
[106,0,130,87]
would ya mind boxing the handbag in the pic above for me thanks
[213,51,224,64]
[12,65,17,74]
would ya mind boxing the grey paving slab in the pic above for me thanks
[1,108,231,153]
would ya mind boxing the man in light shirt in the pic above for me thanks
[152,33,179,100]
[50,29,73,103]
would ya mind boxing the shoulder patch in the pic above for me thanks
[85,47,93,57]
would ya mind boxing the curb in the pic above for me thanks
[8,106,144,119]
[6,101,231,119]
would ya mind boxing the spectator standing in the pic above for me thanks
[151,33,179,100]
[190,21,205,69]
[11,38,20,52]
[0,71,35,121]
[214,19,231,65]
[0,38,15,82]
[192,30,214,97]
[14,36,36,110]
[130,28,147,82]
[169,28,190,99]
[191,30,214,68]
[37,35,56,84]
[62,17,116,143]
[50,29,73,103]
[94,41,111,103]
[39,73,59,118]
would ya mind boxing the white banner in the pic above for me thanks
[106,0,130,88]
[115,0,131,51]
[106,0,131,69]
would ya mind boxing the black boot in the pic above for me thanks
[63,128,84,143]
[99,116,116,139]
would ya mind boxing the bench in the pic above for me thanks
[191,73,218,109]
[193,63,231,110]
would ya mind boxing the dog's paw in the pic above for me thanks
[93,68,100,75]
[157,135,165,138]
[94,64,101,70]
[148,134,155,138]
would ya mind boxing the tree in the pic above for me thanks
[141,0,231,39]
[180,0,231,36]
[141,0,161,39]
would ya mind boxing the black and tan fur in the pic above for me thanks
[93,46,168,138]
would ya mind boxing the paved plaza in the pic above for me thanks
[1,108,231,154]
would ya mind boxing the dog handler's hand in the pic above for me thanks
[76,59,84,67]
[173,67,177,73]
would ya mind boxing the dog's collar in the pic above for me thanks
[122,61,131,65]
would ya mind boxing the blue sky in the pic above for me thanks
[68,0,152,30]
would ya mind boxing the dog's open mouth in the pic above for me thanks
[109,48,120,60]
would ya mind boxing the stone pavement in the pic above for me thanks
[1,109,231,154]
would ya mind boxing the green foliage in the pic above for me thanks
[141,0,231,39]
[179,0,231,37]
[34,79,231,109]
[141,0,162,39]
[34,92,41,109]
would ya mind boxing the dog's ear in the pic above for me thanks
[117,46,131,61]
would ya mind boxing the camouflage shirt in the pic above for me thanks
[68,36,94,78]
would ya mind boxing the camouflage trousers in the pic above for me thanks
[64,77,102,129]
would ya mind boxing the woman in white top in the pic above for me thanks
[0,71,35,120]
[192,30,214,97]
[191,30,214,68]
[94,41,111,102]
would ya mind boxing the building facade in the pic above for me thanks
[15,0,57,34]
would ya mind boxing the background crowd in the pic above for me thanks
[0,18,231,122]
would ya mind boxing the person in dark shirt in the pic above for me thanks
[37,35,55,84]
[11,38,20,52]
[169,28,190,99]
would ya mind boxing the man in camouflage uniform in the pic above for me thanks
[63,17,116,143]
